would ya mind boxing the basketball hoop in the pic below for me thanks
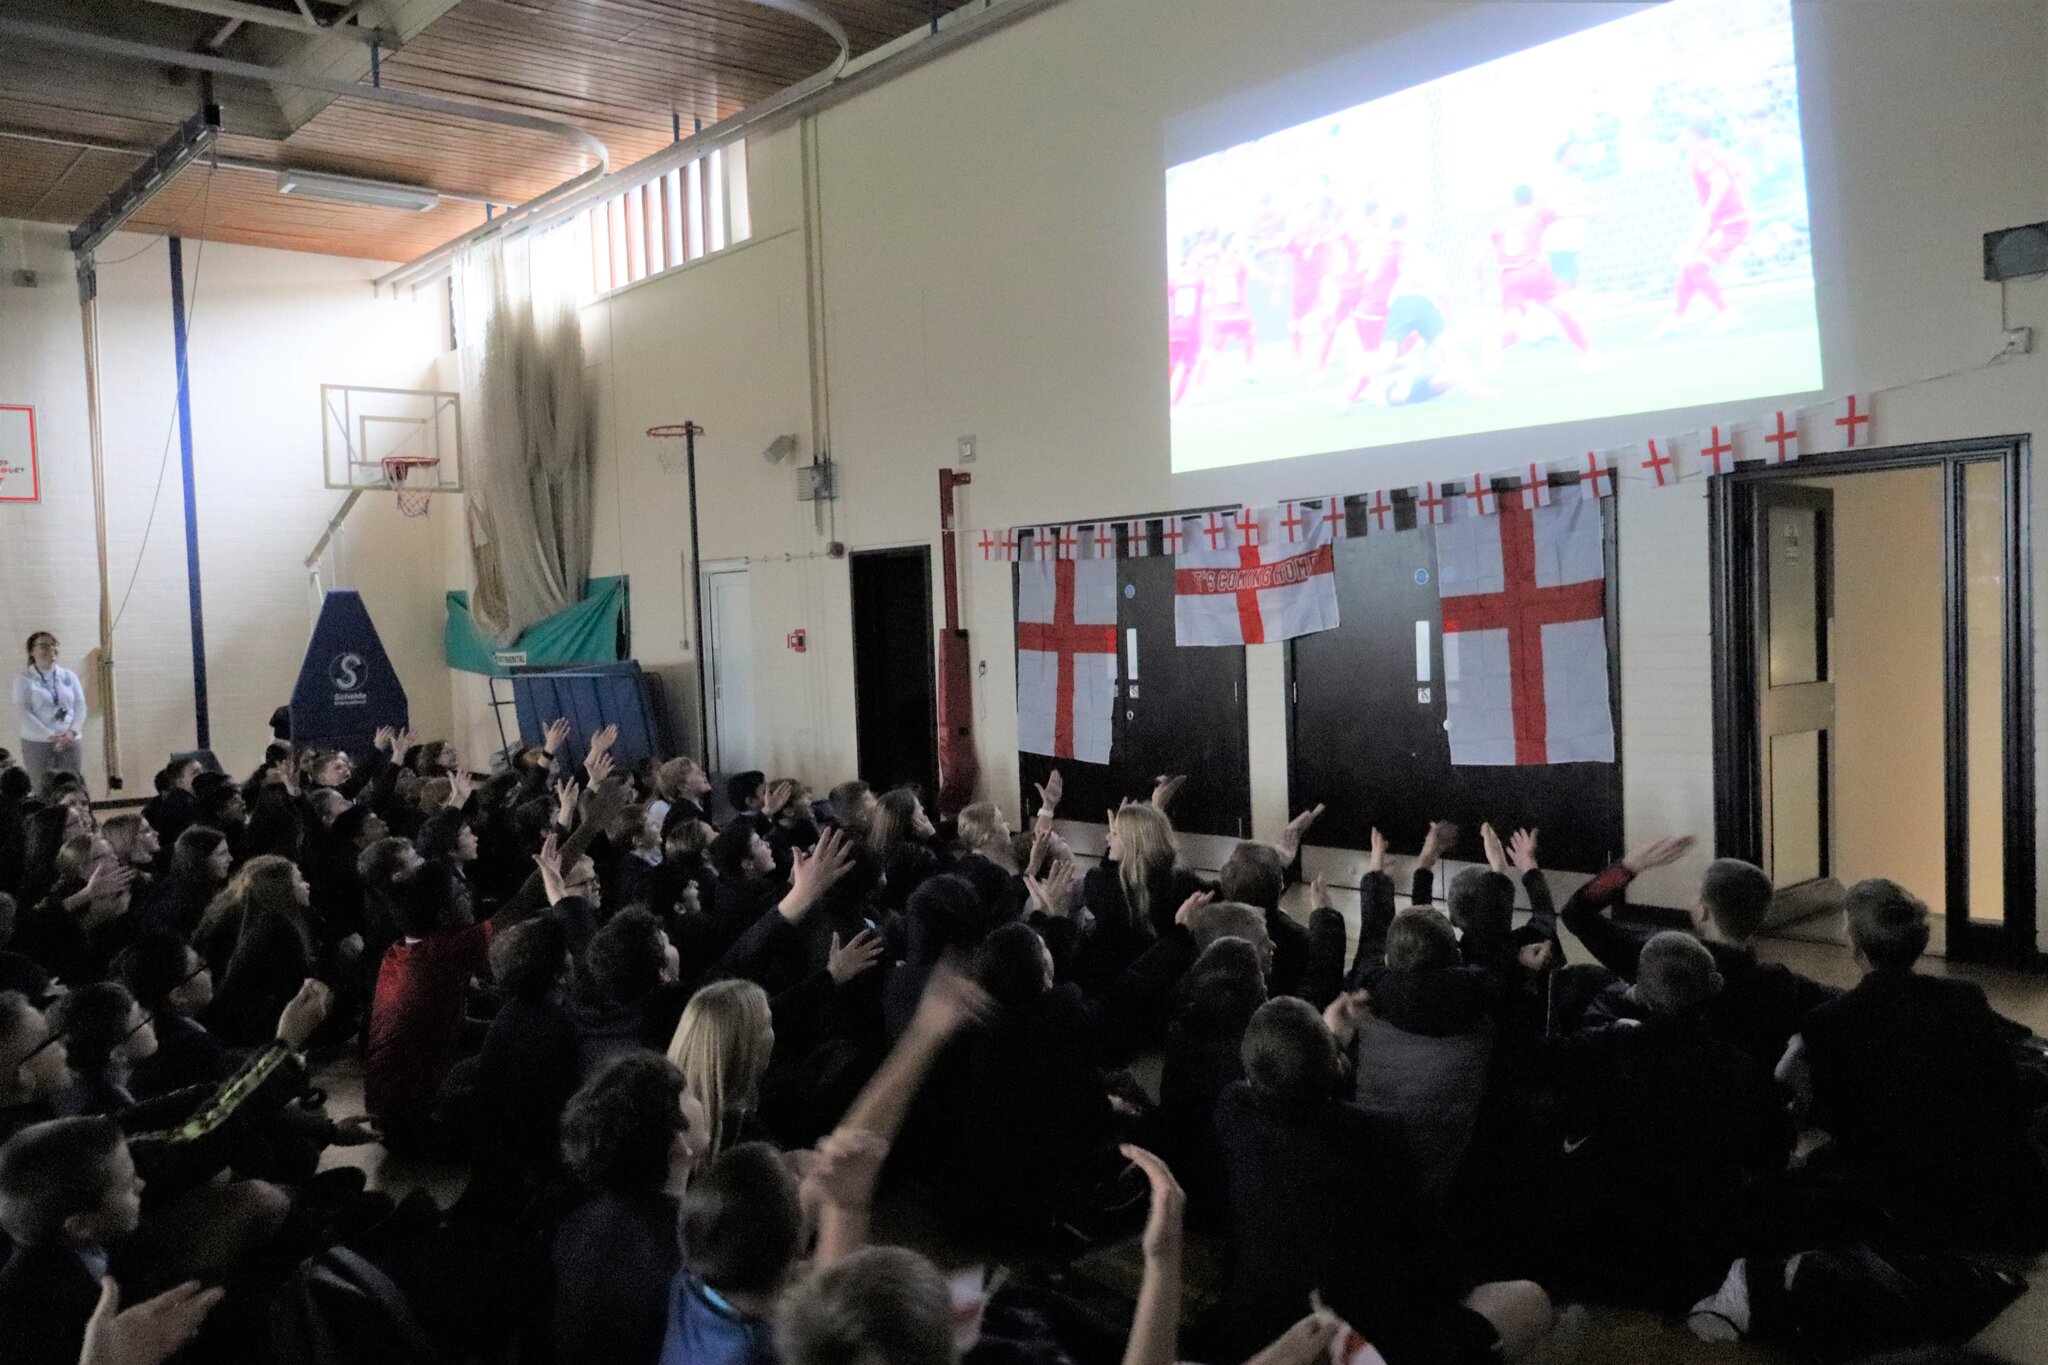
[648,422,700,474]
[381,455,441,517]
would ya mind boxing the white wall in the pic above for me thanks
[0,222,448,787]
[532,0,2048,928]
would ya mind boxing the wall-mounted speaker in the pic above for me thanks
[1984,222,2048,282]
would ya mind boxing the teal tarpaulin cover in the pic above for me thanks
[444,576,627,676]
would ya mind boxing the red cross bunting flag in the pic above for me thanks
[1175,495,1339,646]
[1435,496,1614,766]
[1699,424,1737,477]
[1636,436,1682,487]
[1554,451,1616,501]
[1806,392,1874,453]
[1740,409,1800,466]
[1016,556,1117,763]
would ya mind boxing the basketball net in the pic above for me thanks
[648,423,695,474]
[382,456,441,517]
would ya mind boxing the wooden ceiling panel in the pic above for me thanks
[0,0,954,261]
[120,160,502,261]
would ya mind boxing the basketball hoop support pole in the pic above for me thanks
[682,421,710,764]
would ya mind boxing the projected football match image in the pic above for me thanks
[1165,0,1821,472]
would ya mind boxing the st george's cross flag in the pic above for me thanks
[1434,496,1613,765]
[1016,556,1118,763]
[1175,498,1339,646]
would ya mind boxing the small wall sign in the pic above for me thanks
[0,406,38,503]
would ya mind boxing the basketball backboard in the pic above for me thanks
[321,384,462,493]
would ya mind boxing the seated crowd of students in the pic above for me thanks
[0,722,2043,1365]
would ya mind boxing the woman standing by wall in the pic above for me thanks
[10,632,87,788]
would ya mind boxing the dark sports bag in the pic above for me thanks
[1744,1243,2025,1362]
[269,1245,438,1365]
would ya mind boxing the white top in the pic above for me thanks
[12,664,87,742]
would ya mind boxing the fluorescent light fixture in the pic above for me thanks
[276,169,440,212]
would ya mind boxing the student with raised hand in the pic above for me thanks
[1781,878,2048,1251]
[1340,903,1495,1221]
[1076,800,1209,995]
[21,837,135,987]
[775,1141,1185,1365]
[366,779,630,1150]
[1560,834,1835,1069]
[655,962,987,1365]
[1221,803,1350,1009]
[1099,895,1272,1057]
[716,824,859,992]
[952,800,1032,922]
[1347,829,1495,1025]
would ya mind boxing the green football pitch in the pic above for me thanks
[1169,287,1822,474]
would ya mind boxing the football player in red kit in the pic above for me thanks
[1282,205,1337,361]
[1167,248,1207,406]
[1648,119,1752,340]
[1317,204,1402,375]
[1203,235,1258,370]
[1488,184,1598,366]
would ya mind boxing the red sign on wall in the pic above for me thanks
[0,406,38,503]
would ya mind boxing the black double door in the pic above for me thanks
[851,548,940,801]
[1287,511,1622,874]
[1016,554,1251,839]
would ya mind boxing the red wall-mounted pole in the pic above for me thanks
[935,469,977,816]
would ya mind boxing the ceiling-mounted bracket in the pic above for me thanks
[71,102,222,299]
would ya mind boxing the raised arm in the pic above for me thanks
[1119,1145,1185,1365]
[811,964,992,1263]
[1273,803,1325,868]
[1509,827,1557,936]
[1411,818,1456,906]
[1557,836,1694,981]
[495,779,633,924]
[1347,829,1396,984]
